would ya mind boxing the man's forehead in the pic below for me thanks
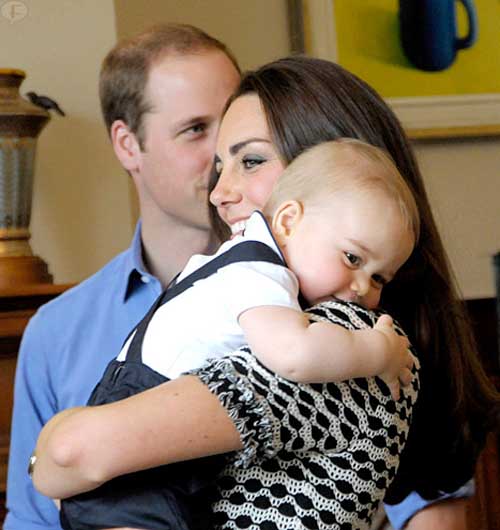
[147,51,236,97]
[143,53,238,126]
[147,49,236,83]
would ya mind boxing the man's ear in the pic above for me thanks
[271,200,304,244]
[110,120,142,173]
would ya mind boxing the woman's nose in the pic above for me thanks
[209,171,242,208]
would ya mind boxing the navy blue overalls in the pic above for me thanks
[60,240,288,530]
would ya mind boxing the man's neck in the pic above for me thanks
[140,216,218,289]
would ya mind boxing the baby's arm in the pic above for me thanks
[239,306,413,399]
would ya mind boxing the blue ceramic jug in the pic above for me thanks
[399,0,478,71]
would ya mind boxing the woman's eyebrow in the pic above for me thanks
[229,138,271,156]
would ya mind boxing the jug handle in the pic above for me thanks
[456,0,478,49]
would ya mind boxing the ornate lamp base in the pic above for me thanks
[0,255,52,288]
[0,68,52,290]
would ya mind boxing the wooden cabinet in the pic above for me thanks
[0,284,70,523]
[462,298,499,530]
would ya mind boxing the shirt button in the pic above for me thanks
[141,275,150,284]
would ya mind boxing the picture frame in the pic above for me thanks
[287,0,500,139]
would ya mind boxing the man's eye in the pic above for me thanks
[344,252,361,266]
[186,123,206,135]
[242,156,264,170]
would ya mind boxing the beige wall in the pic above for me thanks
[0,0,129,284]
[415,138,500,299]
[113,0,291,71]
[0,0,497,299]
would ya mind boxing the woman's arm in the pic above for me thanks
[34,301,417,504]
[33,375,242,499]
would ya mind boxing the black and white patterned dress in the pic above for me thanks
[194,300,420,530]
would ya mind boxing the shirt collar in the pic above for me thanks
[122,220,158,302]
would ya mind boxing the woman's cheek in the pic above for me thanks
[252,172,282,208]
[253,184,273,209]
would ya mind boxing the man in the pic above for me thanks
[5,22,471,530]
[4,23,240,529]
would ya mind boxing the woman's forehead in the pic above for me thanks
[217,94,271,150]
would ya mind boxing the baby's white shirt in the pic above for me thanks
[117,212,301,379]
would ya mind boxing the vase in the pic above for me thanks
[0,68,52,287]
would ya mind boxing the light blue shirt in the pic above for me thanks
[385,479,475,529]
[4,222,162,530]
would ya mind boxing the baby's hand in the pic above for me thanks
[373,314,414,400]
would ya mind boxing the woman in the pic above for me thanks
[210,56,499,499]
[33,57,499,529]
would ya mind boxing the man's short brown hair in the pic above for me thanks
[99,23,239,149]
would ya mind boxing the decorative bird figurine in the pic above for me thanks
[25,91,66,116]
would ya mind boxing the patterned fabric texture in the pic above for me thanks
[194,301,420,530]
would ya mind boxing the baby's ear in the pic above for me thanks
[271,200,304,242]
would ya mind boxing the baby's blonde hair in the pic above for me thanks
[263,139,420,242]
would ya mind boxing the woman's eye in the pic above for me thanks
[344,252,361,266]
[242,156,265,170]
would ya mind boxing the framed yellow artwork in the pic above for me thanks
[288,0,500,138]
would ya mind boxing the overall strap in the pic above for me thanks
[126,241,289,363]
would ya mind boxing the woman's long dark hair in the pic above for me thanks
[209,56,500,502]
